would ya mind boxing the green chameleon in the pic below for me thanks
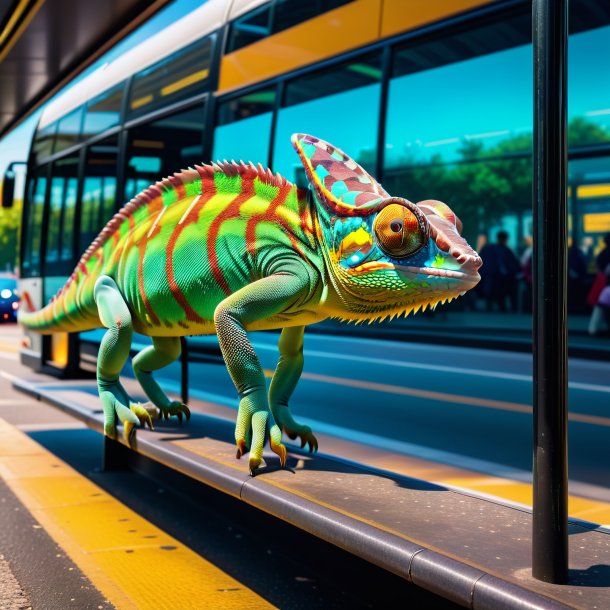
[19,133,481,474]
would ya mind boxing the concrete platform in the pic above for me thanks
[10,371,610,610]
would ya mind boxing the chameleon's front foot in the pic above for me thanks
[158,400,191,423]
[271,405,318,453]
[235,398,287,475]
[123,404,155,447]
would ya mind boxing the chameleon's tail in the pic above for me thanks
[18,284,99,335]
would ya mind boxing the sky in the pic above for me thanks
[0,0,203,197]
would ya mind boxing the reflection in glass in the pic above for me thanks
[214,89,275,166]
[25,169,47,276]
[46,156,79,268]
[125,104,205,201]
[83,83,124,137]
[128,38,212,119]
[569,25,610,147]
[54,107,85,154]
[272,54,382,182]
[32,123,57,165]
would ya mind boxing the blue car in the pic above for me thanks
[0,275,19,322]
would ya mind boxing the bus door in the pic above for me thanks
[41,154,80,372]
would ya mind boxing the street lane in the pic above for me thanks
[146,331,610,494]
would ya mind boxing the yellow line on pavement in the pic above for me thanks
[0,418,274,610]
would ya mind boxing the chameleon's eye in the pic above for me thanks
[374,202,428,258]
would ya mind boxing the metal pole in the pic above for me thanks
[180,336,189,405]
[532,0,569,584]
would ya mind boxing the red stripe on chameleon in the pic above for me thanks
[245,180,293,255]
[208,172,256,297]
[165,175,217,323]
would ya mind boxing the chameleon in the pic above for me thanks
[19,133,482,474]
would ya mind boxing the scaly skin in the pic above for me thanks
[19,133,482,474]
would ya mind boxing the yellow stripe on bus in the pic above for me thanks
[0,418,274,610]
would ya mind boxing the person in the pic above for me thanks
[568,242,588,314]
[587,233,610,334]
[596,233,610,273]
[478,230,521,312]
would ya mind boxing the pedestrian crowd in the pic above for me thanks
[472,231,610,336]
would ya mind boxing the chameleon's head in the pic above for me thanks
[292,133,482,320]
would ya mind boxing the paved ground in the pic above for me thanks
[0,323,461,609]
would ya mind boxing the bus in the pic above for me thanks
[5,0,610,373]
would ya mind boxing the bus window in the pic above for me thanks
[272,53,382,182]
[214,88,276,166]
[47,177,64,263]
[45,155,80,274]
[125,104,205,199]
[227,4,271,52]
[54,106,85,154]
[272,0,355,34]
[383,13,532,248]
[226,0,356,53]
[24,168,48,277]
[83,82,124,138]
[128,37,213,120]
[32,122,57,165]
[80,136,119,253]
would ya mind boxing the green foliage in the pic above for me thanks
[384,117,607,245]
[0,199,22,272]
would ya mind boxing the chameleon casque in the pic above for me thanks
[19,133,482,474]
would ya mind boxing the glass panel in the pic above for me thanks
[272,54,382,183]
[124,104,205,200]
[227,0,355,52]
[385,15,532,168]
[214,89,276,166]
[128,38,212,119]
[47,178,65,263]
[45,154,80,269]
[54,106,85,153]
[568,24,610,147]
[27,169,47,276]
[32,122,57,165]
[272,0,354,33]
[83,82,124,137]
[227,4,271,52]
[80,137,119,252]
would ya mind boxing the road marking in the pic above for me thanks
[0,418,274,610]
[293,370,610,427]
[164,379,610,512]
[253,341,610,393]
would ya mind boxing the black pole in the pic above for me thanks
[532,0,569,584]
[180,337,189,405]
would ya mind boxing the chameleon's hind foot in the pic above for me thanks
[159,400,191,423]
[285,424,318,453]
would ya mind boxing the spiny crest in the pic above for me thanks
[58,160,299,297]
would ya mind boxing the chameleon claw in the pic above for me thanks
[236,438,248,459]
[130,404,154,431]
[270,436,287,467]
[124,420,137,448]
[249,455,262,476]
